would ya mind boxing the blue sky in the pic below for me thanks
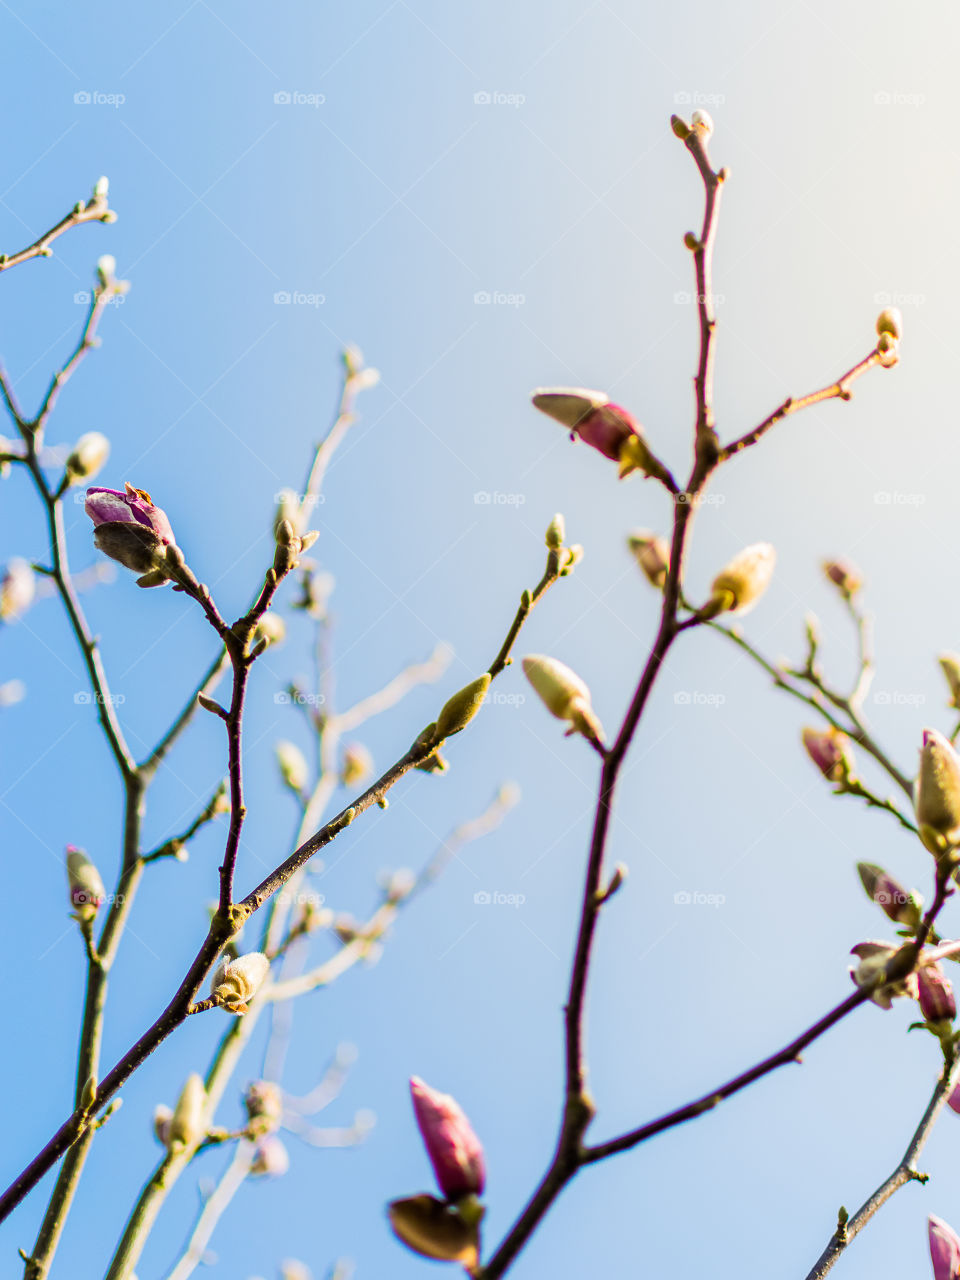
[1,2,960,1278]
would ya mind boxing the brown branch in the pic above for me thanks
[0,180,114,276]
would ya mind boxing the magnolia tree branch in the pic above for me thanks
[0,179,115,275]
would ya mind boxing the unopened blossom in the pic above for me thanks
[410,1076,485,1201]
[857,861,921,928]
[628,531,670,589]
[918,961,957,1024]
[939,653,960,710]
[254,611,286,648]
[876,307,903,342]
[250,1135,290,1177]
[850,941,918,1010]
[65,845,105,920]
[276,740,308,793]
[169,1073,207,1148]
[152,1104,173,1146]
[915,728,960,857]
[209,951,270,1014]
[822,558,862,599]
[531,387,652,478]
[707,543,776,616]
[341,742,374,788]
[802,728,854,784]
[0,558,35,621]
[522,654,605,747]
[245,1080,284,1135]
[85,483,176,586]
[929,1214,960,1280]
[65,432,110,484]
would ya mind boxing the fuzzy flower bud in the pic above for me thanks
[0,558,35,621]
[169,1073,207,1148]
[66,845,106,920]
[245,1080,284,1135]
[85,483,176,586]
[877,330,899,368]
[850,941,919,1009]
[628,531,669,589]
[822,558,862,599]
[410,1076,485,1200]
[856,862,922,928]
[388,1194,481,1267]
[918,961,957,1025]
[273,488,302,538]
[250,1135,290,1177]
[707,543,776,616]
[522,654,605,747]
[253,611,286,649]
[939,653,960,710]
[65,432,110,484]
[916,728,960,857]
[545,513,565,549]
[876,307,903,341]
[276,740,309,793]
[929,1215,960,1280]
[531,387,652,478]
[341,742,374,788]
[210,951,270,1014]
[152,1104,173,1146]
[435,675,491,739]
[691,108,714,135]
[802,728,854,783]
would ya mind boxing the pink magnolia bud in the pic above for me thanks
[410,1076,485,1201]
[929,1215,960,1280]
[85,482,176,585]
[250,1135,290,1177]
[802,728,853,783]
[947,1082,960,1116]
[531,387,651,477]
[850,941,918,1009]
[822,558,862,598]
[918,962,957,1024]
[857,862,921,928]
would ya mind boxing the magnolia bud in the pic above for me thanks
[152,1104,173,1146]
[545,513,565,549]
[877,330,899,367]
[435,675,491,739]
[930,1215,960,1280]
[850,941,919,1009]
[856,862,922,928]
[388,1194,481,1267]
[341,742,374,788]
[670,114,691,140]
[918,961,956,1024]
[85,483,176,585]
[66,845,106,920]
[707,543,776,616]
[274,489,301,538]
[822,558,862,599]
[210,951,270,1014]
[691,108,714,135]
[96,255,116,290]
[531,387,651,478]
[250,1135,290,1176]
[65,432,110,483]
[276,740,309,793]
[0,558,35,621]
[915,728,960,857]
[522,654,605,746]
[876,307,903,341]
[410,1077,485,1200]
[802,728,853,783]
[169,1073,207,1148]
[939,653,960,709]
[628,531,669,589]
[254,611,286,648]
[244,1080,284,1134]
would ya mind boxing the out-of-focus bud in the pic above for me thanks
[250,1135,290,1177]
[435,675,491,739]
[876,307,903,341]
[706,543,776,616]
[341,742,374,788]
[388,1194,481,1267]
[244,1080,284,1135]
[530,387,652,478]
[96,255,116,290]
[410,1076,485,1200]
[274,488,301,538]
[670,114,691,140]
[850,941,919,1009]
[66,845,106,921]
[948,1081,960,1115]
[522,654,605,747]
[802,727,854,784]
[939,653,960,710]
[822,558,862,599]
[253,611,286,649]
[276,740,309,794]
[691,108,714,135]
[628,530,669,589]
[0,558,35,621]
[916,728,960,858]
[383,867,416,903]
[918,961,957,1025]
[152,1104,173,1147]
[210,951,270,1014]
[877,330,899,368]
[279,1262,312,1280]
[545,513,565,549]
[169,1073,207,1148]
[929,1214,960,1280]
[857,862,922,928]
[85,483,176,586]
[65,432,110,484]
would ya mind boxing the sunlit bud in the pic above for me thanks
[918,961,957,1024]
[857,862,922,928]
[93,176,109,200]
[341,742,374,788]
[65,432,110,484]
[0,558,35,620]
[707,543,775,616]
[435,675,491,739]
[152,1104,172,1146]
[691,109,714,135]
[531,387,651,478]
[384,867,416,902]
[850,941,919,1009]
[169,1073,207,1148]
[274,489,301,538]
[628,531,669,588]
[96,255,116,290]
[253,611,286,648]
[822,558,862,599]
[916,728,960,857]
[522,654,605,747]
[929,1215,960,1280]
[802,727,853,783]
[85,483,176,586]
[545,513,565,549]
[670,114,691,140]
[876,307,903,341]
[352,367,380,391]
[244,1080,284,1135]
[561,544,583,575]
[250,1135,290,1177]
[939,654,960,709]
[66,845,106,920]
[276,740,309,793]
[279,1262,312,1280]
[877,330,899,368]
[410,1076,485,1200]
[210,951,270,1014]
[388,1194,481,1267]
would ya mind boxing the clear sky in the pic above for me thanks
[1,2,959,1278]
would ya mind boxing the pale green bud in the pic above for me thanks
[916,728,960,858]
[435,674,491,738]
[275,740,308,793]
[708,543,775,616]
[169,1073,207,1148]
[545,513,565,549]
[940,653,960,709]
[66,431,110,483]
[522,654,605,746]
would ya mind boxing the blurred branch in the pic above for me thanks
[0,181,114,276]
[164,1143,254,1280]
